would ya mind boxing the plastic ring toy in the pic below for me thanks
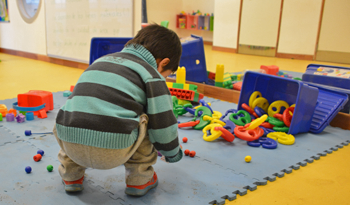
[241,103,258,118]
[254,107,267,117]
[259,121,274,129]
[222,119,236,134]
[193,106,213,130]
[229,110,251,126]
[267,132,295,145]
[214,127,235,142]
[249,91,262,108]
[282,107,294,127]
[267,100,289,117]
[199,99,213,113]
[246,114,268,130]
[273,113,284,121]
[252,97,269,112]
[13,102,46,112]
[203,124,223,141]
[178,120,200,128]
[268,116,285,127]
[259,137,278,149]
[273,126,289,133]
[212,111,223,119]
[234,126,263,141]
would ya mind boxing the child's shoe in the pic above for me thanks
[125,172,158,196]
[62,176,84,192]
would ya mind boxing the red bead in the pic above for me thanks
[33,154,42,162]
[184,149,190,156]
[182,137,188,143]
[189,150,196,157]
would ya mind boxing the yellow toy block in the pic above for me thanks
[215,64,224,82]
[166,82,173,88]
[237,74,242,81]
[176,66,186,84]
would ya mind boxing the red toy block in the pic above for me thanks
[33,154,42,162]
[260,65,279,75]
[233,81,243,91]
[17,90,53,116]
[208,71,216,80]
[169,88,194,101]
[8,108,17,117]
[38,110,48,119]
[70,85,75,92]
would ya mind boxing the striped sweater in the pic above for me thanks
[55,44,182,163]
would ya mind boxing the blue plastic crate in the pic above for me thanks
[89,37,132,65]
[239,71,348,135]
[180,35,208,83]
[89,36,208,84]
[302,64,350,113]
[238,71,319,135]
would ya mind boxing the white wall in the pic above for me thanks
[212,0,241,49]
[239,0,282,47]
[318,0,350,53]
[0,0,47,55]
[277,0,322,55]
[0,0,142,56]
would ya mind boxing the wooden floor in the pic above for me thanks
[1,47,350,205]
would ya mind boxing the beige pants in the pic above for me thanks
[53,114,157,186]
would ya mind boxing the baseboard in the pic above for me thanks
[276,52,314,61]
[212,46,237,53]
[203,41,213,46]
[0,47,89,70]
[316,50,350,64]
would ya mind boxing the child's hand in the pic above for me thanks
[160,156,169,163]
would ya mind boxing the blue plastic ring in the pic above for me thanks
[13,102,46,112]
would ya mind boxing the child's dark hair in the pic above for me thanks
[125,24,182,72]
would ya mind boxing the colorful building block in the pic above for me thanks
[169,88,204,102]
[0,104,8,117]
[176,66,186,84]
[8,108,17,117]
[215,64,224,87]
[260,65,279,75]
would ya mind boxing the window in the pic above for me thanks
[17,0,41,23]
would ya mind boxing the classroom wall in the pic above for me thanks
[277,0,322,55]
[0,0,47,55]
[212,0,241,50]
[0,0,142,56]
[146,0,214,41]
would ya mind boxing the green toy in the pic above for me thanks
[193,106,212,130]
[229,110,251,126]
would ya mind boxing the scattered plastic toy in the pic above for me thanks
[245,156,252,163]
[182,137,188,143]
[37,150,44,156]
[247,137,278,149]
[184,149,190,156]
[47,165,53,172]
[25,130,54,136]
[25,166,32,173]
[189,150,196,157]
[33,154,42,162]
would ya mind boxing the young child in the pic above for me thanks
[53,24,183,196]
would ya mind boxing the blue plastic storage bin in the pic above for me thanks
[307,83,348,133]
[89,37,132,65]
[180,35,208,83]
[302,64,350,113]
[238,71,319,135]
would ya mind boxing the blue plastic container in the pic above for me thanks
[302,64,350,113]
[238,71,319,135]
[179,35,208,83]
[89,37,132,65]
[89,36,208,84]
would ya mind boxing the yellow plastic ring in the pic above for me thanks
[267,132,295,145]
[249,91,262,109]
[252,97,269,112]
[267,100,289,117]
[202,124,223,141]
[246,114,268,130]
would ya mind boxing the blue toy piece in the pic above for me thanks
[13,102,46,112]
[222,119,236,134]
[26,112,34,121]
[184,107,202,117]
[247,137,277,149]
[254,107,267,117]
[24,130,54,136]
[199,99,213,113]
[260,127,275,137]
[25,166,32,173]
[220,109,238,121]
[37,150,44,156]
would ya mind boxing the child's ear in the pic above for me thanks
[156,58,170,73]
